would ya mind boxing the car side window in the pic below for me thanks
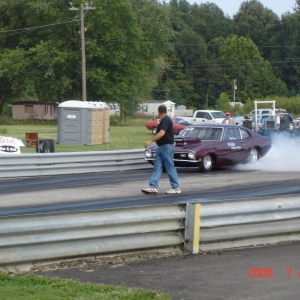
[232,128,241,140]
[204,112,212,120]
[224,128,241,140]
[224,128,234,140]
[195,112,205,118]
[241,129,251,139]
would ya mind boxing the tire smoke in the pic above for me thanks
[235,132,299,171]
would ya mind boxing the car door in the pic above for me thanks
[203,112,213,123]
[217,127,244,164]
[193,111,206,124]
[239,128,252,161]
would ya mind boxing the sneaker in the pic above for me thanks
[141,188,158,195]
[166,188,181,194]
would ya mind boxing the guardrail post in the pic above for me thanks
[185,202,201,254]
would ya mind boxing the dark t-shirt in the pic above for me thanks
[156,115,174,146]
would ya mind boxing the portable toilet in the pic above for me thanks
[57,100,109,145]
[88,101,110,144]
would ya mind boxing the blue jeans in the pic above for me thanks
[149,143,179,189]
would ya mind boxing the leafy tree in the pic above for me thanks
[175,28,206,76]
[215,92,231,112]
[168,0,192,30]
[190,2,231,43]
[295,0,300,11]
[270,10,300,95]
[0,0,174,118]
[232,0,280,58]
[218,35,288,101]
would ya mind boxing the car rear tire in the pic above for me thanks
[247,148,259,163]
[152,127,157,135]
[199,154,213,172]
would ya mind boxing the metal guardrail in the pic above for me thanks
[199,194,300,251]
[1,195,300,271]
[0,204,187,271]
[0,150,152,178]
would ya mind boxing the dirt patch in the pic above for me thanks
[27,250,189,274]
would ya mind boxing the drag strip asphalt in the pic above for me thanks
[1,168,300,216]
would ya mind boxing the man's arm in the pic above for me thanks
[144,130,166,148]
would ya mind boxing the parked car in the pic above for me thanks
[145,117,191,135]
[179,110,226,125]
[144,124,271,172]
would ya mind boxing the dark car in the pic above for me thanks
[145,117,191,135]
[144,124,271,172]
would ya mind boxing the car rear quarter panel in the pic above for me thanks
[247,133,271,158]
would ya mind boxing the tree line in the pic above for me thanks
[1,0,300,119]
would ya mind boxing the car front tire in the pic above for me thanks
[199,154,213,172]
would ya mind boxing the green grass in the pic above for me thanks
[0,273,171,300]
[0,125,154,153]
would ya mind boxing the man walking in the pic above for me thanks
[142,105,181,195]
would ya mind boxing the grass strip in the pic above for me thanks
[0,273,171,300]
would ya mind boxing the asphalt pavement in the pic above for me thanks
[2,169,300,213]
[35,241,300,300]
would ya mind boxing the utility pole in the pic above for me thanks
[69,2,95,102]
[233,79,237,103]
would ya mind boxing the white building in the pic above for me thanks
[108,102,120,116]
[107,100,192,118]
[140,100,176,118]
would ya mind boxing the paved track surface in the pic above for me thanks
[1,168,300,215]
[36,241,300,300]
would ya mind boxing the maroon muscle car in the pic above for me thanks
[144,124,271,172]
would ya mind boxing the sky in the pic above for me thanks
[188,0,296,17]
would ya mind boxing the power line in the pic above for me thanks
[0,19,80,36]
[1,21,300,50]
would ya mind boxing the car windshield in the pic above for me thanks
[181,127,223,140]
[211,111,226,118]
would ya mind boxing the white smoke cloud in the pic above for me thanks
[235,132,300,172]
